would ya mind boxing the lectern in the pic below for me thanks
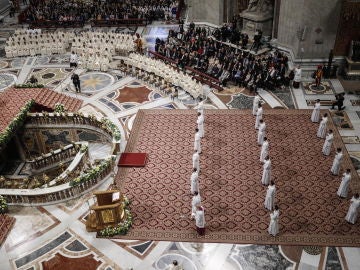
[86,189,125,232]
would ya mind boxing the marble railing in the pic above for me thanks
[0,157,115,206]
[27,143,79,171]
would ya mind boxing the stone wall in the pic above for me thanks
[275,0,342,59]
[188,0,224,25]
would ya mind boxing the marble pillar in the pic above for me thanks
[188,0,223,25]
[275,0,342,59]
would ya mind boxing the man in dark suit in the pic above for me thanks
[331,93,345,111]
[71,73,81,93]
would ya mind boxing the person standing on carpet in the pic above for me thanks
[261,156,271,185]
[195,205,205,235]
[192,150,200,172]
[255,103,263,129]
[191,191,201,219]
[322,129,333,156]
[191,168,199,194]
[317,113,328,139]
[257,119,266,146]
[197,112,204,138]
[264,181,276,211]
[311,99,321,123]
[194,128,201,154]
[345,193,360,224]
[260,137,269,163]
[253,93,260,116]
[331,148,343,175]
[337,169,351,198]
[268,205,279,236]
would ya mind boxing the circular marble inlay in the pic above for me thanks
[303,246,323,255]
[79,72,114,93]
[0,73,17,91]
[0,60,8,69]
[42,73,55,79]
[308,83,326,92]
[154,254,198,270]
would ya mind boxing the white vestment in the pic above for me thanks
[261,159,271,185]
[294,68,301,82]
[260,140,269,162]
[322,133,333,156]
[331,152,343,175]
[192,152,200,171]
[268,209,279,236]
[311,102,321,122]
[191,194,201,217]
[257,122,266,145]
[345,197,360,224]
[317,117,328,138]
[197,100,204,113]
[191,171,199,193]
[264,185,276,210]
[194,132,201,153]
[255,107,263,129]
[337,173,351,198]
[253,96,260,116]
[197,114,204,137]
[195,209,205,228]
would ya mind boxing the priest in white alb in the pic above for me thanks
[197,97,205,114]
[191,191,201,219]
[252,93,260,116]
[322,129,333,156]
[194,128,201,154]
[257,119,266,146]
[345,193,360,224]
[268,205,279,236]
[195,205,205,235]
[311,99,321,123]
[331,148,343,175]
[264,181,276,211]
[197,112,204,138]
[255,103,263,129]
[261,156,271,185]
[191,168,199,194]
[260,137,269,163]
[337,169,351,198]
[192,150,200,172]
[317,113,328,139]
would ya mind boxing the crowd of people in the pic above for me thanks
[21,0,179,24]
[155,24,290,91]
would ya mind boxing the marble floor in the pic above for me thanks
[0,21,360,269]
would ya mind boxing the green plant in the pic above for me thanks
[54,103,66,113]
[0,99,35,147]
[101,117,121,141]
[99,197,132,236]
[0,195,8,213]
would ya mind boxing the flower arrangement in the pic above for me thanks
[101,117,121,141]
[0,99,35,148]
[99,196,132,236]
[54,103,66,113]
[0,195,8,214]
[70,157,113,186]
[80,144,88,153]
[14,83,44,88]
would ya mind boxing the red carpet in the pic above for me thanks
[113,109,360,246]
[118,153,147,167]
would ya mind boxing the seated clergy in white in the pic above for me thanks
[257,119,266,146]
[331,148,343,176]
[268,205,279,236]
[322,129,333,156]
[264,181,276,211]
[260,137,269,163]
[191,191,201,219]
[252,93,260,116]
[261,156,271,185]
[197,112,204,138]
[194,128,201,154]
[317,113,328,139]
[337,169,351,198]
[345,193,360,224]
[311,99,321,123]
[255,103,263,129]
[192,150,200,172]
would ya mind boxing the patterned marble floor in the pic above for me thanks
[0,23,360,270]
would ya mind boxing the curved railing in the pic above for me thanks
[0,157,115,206]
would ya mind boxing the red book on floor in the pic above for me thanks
[118,153,147,167]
